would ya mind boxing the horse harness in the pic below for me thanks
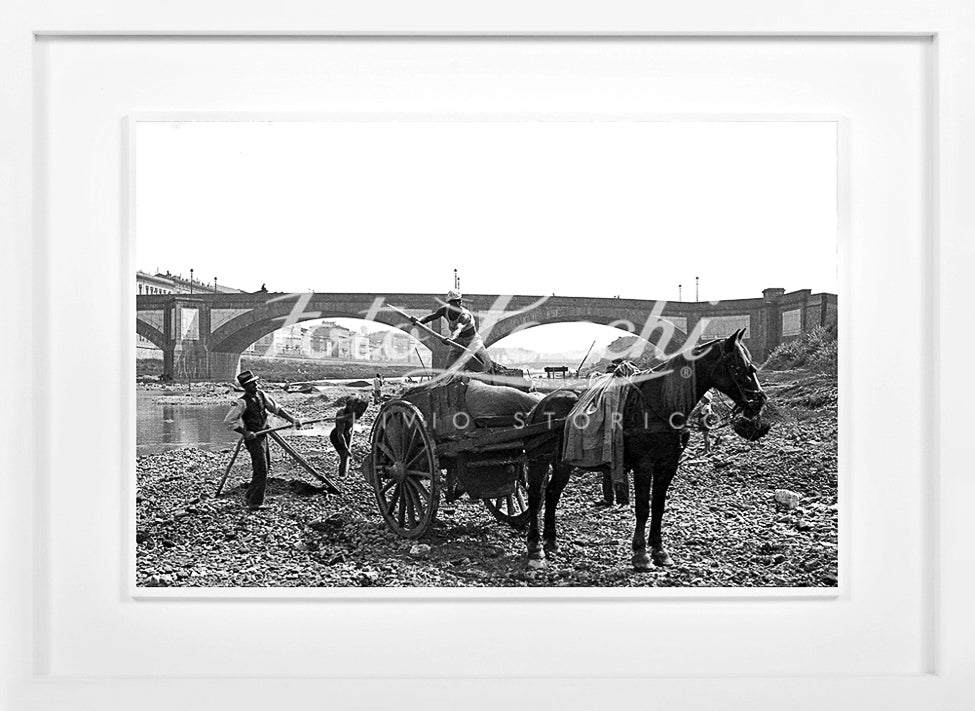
[619,345,760,436]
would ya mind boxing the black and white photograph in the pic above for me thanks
[135,120,838,589]
[9,7,969,709]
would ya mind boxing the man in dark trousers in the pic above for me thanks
[595,358,630,509]
[223,370,303,510]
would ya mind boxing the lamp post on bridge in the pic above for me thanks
[189,268,194,294]
[214,277,218,293]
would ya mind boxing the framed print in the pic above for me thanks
[130,115,840,595]
[2,2,972,710]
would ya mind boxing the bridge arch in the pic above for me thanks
[483,311,689,355]
[206,299,443,379]
[209,303,427,355]
[136,318,167,351]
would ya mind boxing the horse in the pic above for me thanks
[523,328,769,572]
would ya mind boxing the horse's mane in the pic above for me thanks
[640,339,723,417]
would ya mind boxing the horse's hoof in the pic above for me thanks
[543,540,560,555]
[527,555,547,570]
[631,553,652,572]
[652,550,674,567]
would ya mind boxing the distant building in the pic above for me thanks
[368,330,425,364]
[136,270,244,296]
[136,270,244,357]
[309,322,362,359]
[245,333,275,357]
[310,323,348,358]
[492,347,539,366]
[273,324,312,356]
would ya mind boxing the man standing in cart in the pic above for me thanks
[413,289,493,372]
[223,370,303,510]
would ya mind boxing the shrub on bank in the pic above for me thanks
[137,359,164,377]
[764,326,838,373]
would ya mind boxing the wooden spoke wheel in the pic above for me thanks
[370,400,439,539]
[483,464,543,530]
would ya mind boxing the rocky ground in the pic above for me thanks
[136,368,838,588]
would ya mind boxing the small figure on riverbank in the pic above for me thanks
[697,391,721,454]
[330,395,370,478]
[373,373,384,405]
[223,370,303,510]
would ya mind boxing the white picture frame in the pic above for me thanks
[2,2,969,709]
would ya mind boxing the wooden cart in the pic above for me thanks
[360,377,561,539]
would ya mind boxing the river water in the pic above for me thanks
[136,389,335,456]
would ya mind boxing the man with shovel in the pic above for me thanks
[223,370,304,510]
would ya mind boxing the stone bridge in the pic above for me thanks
[136,288,837,380]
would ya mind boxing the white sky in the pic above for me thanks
[136,121,837,352]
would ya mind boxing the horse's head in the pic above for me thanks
[699,329,769,439]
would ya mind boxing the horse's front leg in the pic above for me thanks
[542,462,572,555]
[631,458,653,572]
[649,462,677,567]
[525,460,548,569]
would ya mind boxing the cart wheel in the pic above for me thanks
[371,400,439,539]
[483,464,544,530]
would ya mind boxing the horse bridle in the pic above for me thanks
[706,345,765,420]
[622,344,764,431]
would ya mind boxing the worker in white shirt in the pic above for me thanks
[222,370,303,510]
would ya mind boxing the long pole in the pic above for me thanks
[413,347,430,382]
[213,417,329,496]
[388,304,486,368]
[268,431,342,495]
[214,438,244,496]
[252,417,328,437]
[576,340,596,377]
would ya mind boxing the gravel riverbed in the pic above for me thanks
[135,369,838,588]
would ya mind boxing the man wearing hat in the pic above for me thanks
[223,370,303,510]
[414,289,493,372]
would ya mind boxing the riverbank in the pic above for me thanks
[137,357,424,382]
[140,381,374,408]
[135,367,838,588]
